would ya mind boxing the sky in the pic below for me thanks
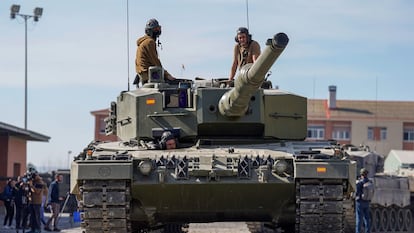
[1,0,413,171]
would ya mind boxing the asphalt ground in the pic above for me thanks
[0,206,81,233]
[0,205,253,233]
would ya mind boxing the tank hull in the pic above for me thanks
[71,141,356,232]
[130,183,295,223]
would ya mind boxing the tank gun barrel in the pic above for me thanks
[219,33,289,117]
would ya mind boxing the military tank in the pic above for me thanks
[70,32,357,233]
[344,145,413,233]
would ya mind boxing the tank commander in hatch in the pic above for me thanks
[228,27,261,82]
[159,131,177,150]
[134,18,175,87]
[140,131,177,150]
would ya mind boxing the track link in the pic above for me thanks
[79,179,131,233]
[295,179,348,233]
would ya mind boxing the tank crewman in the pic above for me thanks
[134,18,175,87]
[355,168,371,233]
[159,131,177,150]
[228,27,261,82]
[139,131,177,150]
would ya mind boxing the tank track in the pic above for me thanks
[343,199,355,233]
[295,179,351,233]
[163,223,189,233]
[78,179,131,233]
[246,222,281,233]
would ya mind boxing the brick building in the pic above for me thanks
[0,121,49,201]
[90,109,118,142]
[308,86,414,155]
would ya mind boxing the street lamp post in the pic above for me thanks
[67,150,72,169]
[10,5,43,130]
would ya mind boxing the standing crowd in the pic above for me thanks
[2,173,64,233]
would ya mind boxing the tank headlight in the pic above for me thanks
[273,160,288,175]
[138,161,153,175]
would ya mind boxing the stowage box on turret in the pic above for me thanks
[71,33,357,233]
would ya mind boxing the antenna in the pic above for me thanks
[374,76,378,151]
[126,0,130,91]
[246,0,250,30]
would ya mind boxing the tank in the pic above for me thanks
[344,145,413,233]
[70,33,357,233]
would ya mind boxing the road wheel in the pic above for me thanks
[404,209,413,231]
[397,208,404,231]
[380,208,389,232]
[371,208,381,232]
[389,208,397,231]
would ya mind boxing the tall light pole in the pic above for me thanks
[10,5,43,130]
[67,150,72,169]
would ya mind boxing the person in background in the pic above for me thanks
[14,175,32,230]
[27,173,48,233]
[40,185,48,226]
[228,27,261,82]
[2,179,15,229]
[355,168,371,233]
[45,174,64,232]
[134,18,175,87]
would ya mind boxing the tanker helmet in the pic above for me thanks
[145,18,162,38]
[360,168,369,176]
[159,131,175,150]
[235,27,252,43]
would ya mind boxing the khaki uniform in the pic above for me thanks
[135,35,171,84]
[233,40,261,69]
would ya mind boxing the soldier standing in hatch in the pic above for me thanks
[355,168,371,233]
[159,131,177,150]
[228,27,261,82]
[134,18,175,87]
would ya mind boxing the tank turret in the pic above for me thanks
[219,33,289,117]
[106,32,306,143]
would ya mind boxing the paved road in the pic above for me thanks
[0,215,250,233]
[0,206,251,233]
[0,207,81,233]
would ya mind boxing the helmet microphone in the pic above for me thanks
[145,18,162,38]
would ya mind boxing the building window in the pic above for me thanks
[307,126,325,139]
[99,117,106,134]
[403,129,414,141]
[332,127,350,140]
[13,163,21,178]
[380,127,387,140]
[367,127,374,140]
[368,126,387,141]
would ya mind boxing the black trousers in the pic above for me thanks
[15,203,30,229]
[29,204,41,231]
[3,200,14,226]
